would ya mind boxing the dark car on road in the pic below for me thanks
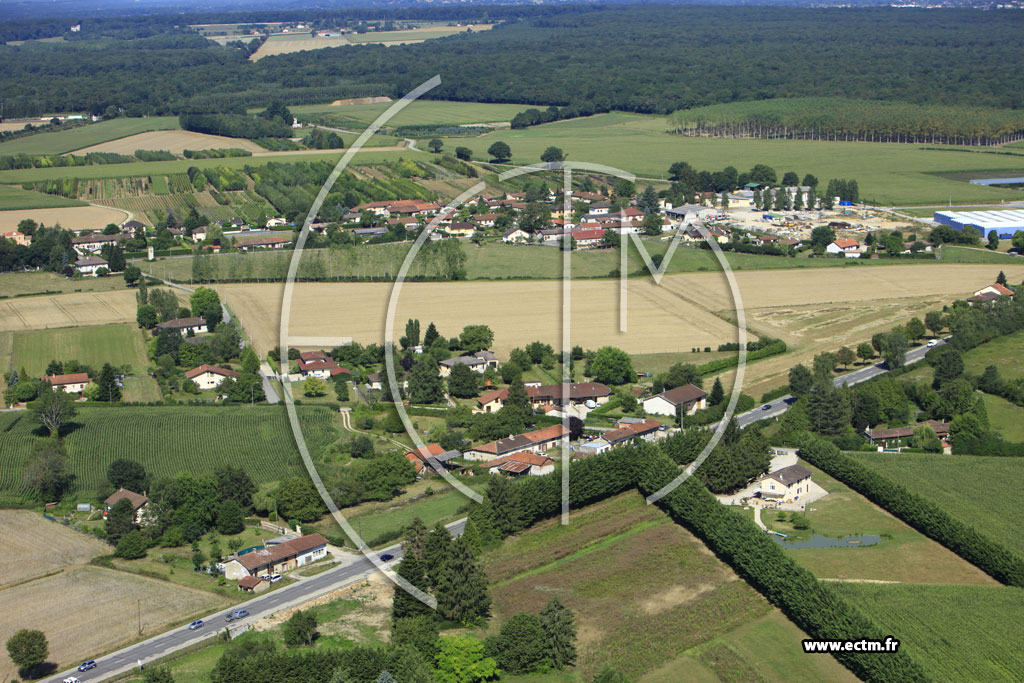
[226,609,249,622]
[78,661,97,672]
[379,553,395,562]
[762,404,772,410]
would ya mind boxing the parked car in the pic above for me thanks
[78,660,97,671]
[188,620,204,630]
[927,339,939,347]
[379,553,395,562]
[265,573,282,583]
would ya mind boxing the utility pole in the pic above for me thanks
[138,598,142,635]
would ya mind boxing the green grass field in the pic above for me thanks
[850,452,1024,558]
[0,150,417,184]
[831,583,1024,682]
[753,460,996,585]
[939,246,1023,264]
[0,405,337,501]
[982,393,1024,442]
[0,117,180,156]
[288,100,528,126]
[0,271,131,297]
[8,324,150,376]
[963,327,1024,379]
[454,112,1024,205]
[0,184,87,210]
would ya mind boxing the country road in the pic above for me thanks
[46,519,467,683]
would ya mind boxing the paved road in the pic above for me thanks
[47,519,466,683]
[728,337,949,430]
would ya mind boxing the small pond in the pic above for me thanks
[770,533,884,549]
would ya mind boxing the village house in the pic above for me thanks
[438,350,500,377]
[757,464,813,503]
[75,255,109,276]
[464,424,570,461]
[472,213,498,228]
[587,200,612,215]
[642,384,707,417]
[235,236,291,251]
[44,372,91,394]
[446,221,476,238]
[297,351,350,379]
[221,533,330,580]
[104,488,149,525]
[365,372,407,392]
[71,232,128,254]
[2,230,30,246]
[571,228,605,249]
[481,451,555,477]
[474,382,612,413]
[601,417,665,447]
[185,364,240,390]
[826,238,863,258]
[122,219,146,232]
[156,316,208,336]
[503,227,530,243]
[973,283,1014,299]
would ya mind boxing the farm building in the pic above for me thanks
[44,372,91,394]
[463,424,569,461]
[221,533,329,580]
[185,364,240,390]
[642,384,707,417]
[933,209,1024,236]
[826,239,864,258]
[480,451,554,477]
[405,444,463,475]
[601,417,665,447]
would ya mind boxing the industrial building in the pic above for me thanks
[933,209,1024,238]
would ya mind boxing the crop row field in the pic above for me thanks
[850,452,1024,558]
[832,583,1024,682]
[7,323,150,377]
[0,116,181,156]
[483,492,855,681]
[0,289,139,334]
[0,405,338,500]
[453,112,1024,205]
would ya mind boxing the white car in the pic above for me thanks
[63,678,80,683]
[265,573,283,583]
[927,339,939,347]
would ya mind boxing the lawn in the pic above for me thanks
[482,492,843,681]
[0,184,86,210]
[8,323,150,376]
[753,460,998,585]
[939,245,1023,264]
[0,405,338,501]
[0,271,130,297]
[982,393,1024,442]
[0,117,180,156]
[850,451,1024,558]
[963,327,1024,380]
[831,583,1024,682]
[311,477,488,547]
[455,112,1024,205]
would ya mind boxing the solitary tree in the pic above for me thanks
[788,364,813,397]
[487,141,512,162]
[589,346,634,385]
[925,311,945,337]
[540,146,564,163]
[906,317,926,343]
[540,598,577,670]
[454,146,472,161]
[836,346,855,370]
[282,609,319,647]
[97,363,122,402]
[6,629,48,676]
[24,439,70,500]
[33,383,77,437]
[494,613,549,674]
[428,138,443,153]
[856,342,875,364]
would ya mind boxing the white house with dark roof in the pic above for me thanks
[642,384,707,417]
[757,464,813,502]
[221,533,329,580]
[185,364,240,390]
[104,488,149,524]
[438,351,499,377]
[155,316,208,336]
[75,255,109,276]
[44,372,91,394]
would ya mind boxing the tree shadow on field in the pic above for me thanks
[30,420,85,439]
[20,661,57,680]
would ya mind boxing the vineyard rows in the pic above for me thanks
[0,406,339,500]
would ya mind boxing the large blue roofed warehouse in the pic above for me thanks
[933,209,1024,238]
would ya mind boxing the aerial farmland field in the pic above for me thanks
[7,323,150,376]
[0,184,86,211]
[72,130,265,155]
[288,99,528,127]
[0,205,128,231]
[0,290,139,333]
[0,510,108,587]
[455,113,1024,205]
[0,117,180,156]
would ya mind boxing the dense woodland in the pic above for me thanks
[1,7,1022,121]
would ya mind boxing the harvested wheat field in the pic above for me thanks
[218,277,740,358]
[0,510,108,587]
[0,290,139,332]
[657,263,1024,397]
[72,130,264,155]
[0,205,127,231]
[0,566,227,681]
